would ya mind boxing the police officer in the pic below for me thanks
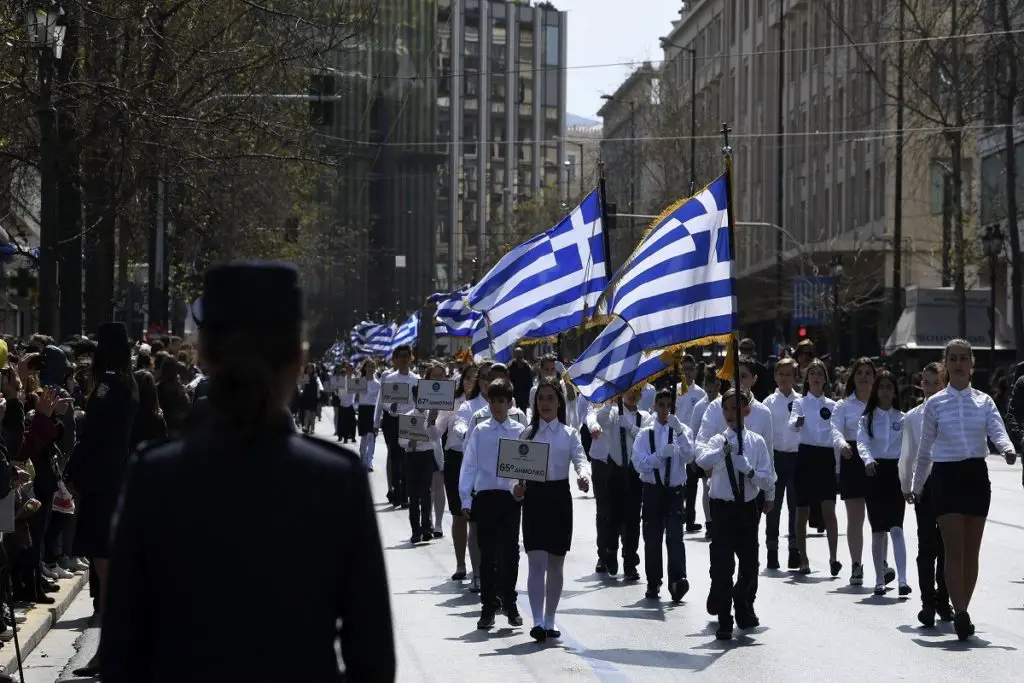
[98,263,395,682]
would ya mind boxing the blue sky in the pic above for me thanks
[559,0,680,119]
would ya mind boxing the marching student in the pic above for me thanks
[789,359,850,576]
[421,363,450,539]
[459,379,526,630]
[590,386,650,580]
[688,368,723,538]
[832,358,878,587]
[374,345,420,507]
[586,393,612,571]
[696,388,776,641]
[911,339,1016,641]
[762,357,802,570]
[899,361,954,626]
[399,386,442,544]
[519,379,590,642]
[631,388,695,602]
[437,365,479,582]
[337,363,358,443]
[856,370,910,597]
[355,359,380,471]
[675,355,707,535]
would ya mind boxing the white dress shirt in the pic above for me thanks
[834,396,868,442]
[338,376,355,408]
[631,419,695,487]
[585,407,611,462]
[696,428,776,502]
[355,378,380,409]
[697,395,774,456]
[763,388,802,453]
[913,385,1015,495]
[373,370,420,428]
[856,408,904,465]
[453,394,488,442]
[470,404,527,442]
[523,419,590,482]
[594,403,652,466]
[689,395,712,436]
[898,402,927,495]
[398,408,443,469]
[436,396,465,452]
[459,416,524,509]
[789,393,847,473]
[674,383,707,426]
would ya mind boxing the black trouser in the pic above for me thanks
[472,490,522,611]
[23,491,54,586]
[381,414,406,504]
[766,451,798,551]
[595,460,642,569]
[708,498,760,622]
[44,511,74,564]
[406,450,436,536]
[683,464,703,526]
[642,483,687,587]
[915,480,949,609]
[592,459,610,559]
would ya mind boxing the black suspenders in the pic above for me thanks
[649,427,674,488]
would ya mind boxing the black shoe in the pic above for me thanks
[884,566,897,585]
[829,560,842,577]
[715,618,734,640]
[898,585,912,598]
[706,594,716,616]
[787,549,801,570]
[918,607,936,628]
[432,531,444,539]
[477,608,496,630]
[623,567,641,582]
[545,628,561,639]
[815,526,826,534]
[32,592,55,605]
[767,550,780,570]
[505,604,523,627]
[606,556,619,576]
[953,611,973,641]
[409,535,422,544]
[451,570,467,581]
[420,532,433,543]
[645,585,660,600]
[735,608,760,630]
[936,603,955,622]
[686,523,703,533]
[595,560,607,574]
[530,625,547,642]
[72,665,101,678]
[668,578,690,603]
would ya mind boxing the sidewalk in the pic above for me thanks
[1,573,88,678]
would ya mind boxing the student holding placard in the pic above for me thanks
[337,363,357,444]
[399,383,443,544]
[437,365,480,581]
[374,345,419,507]
[519,379,590,642]
[355,360,380,471]
[420,363,450,539]
[459,379,527,630]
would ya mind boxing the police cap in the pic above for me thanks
[195,262,304,328]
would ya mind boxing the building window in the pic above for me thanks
[544,25,559,66]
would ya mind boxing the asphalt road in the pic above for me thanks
[22,416,1024,682]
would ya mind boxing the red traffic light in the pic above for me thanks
[798,327,808,338]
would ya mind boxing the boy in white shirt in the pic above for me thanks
[399,386,442,545]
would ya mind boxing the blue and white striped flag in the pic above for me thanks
[388,312,419,358]
[468,189,607,362]
[569,175,736,403]
[364,323,396,356]
[431,288,484,338]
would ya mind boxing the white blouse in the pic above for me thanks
[789,393,847,456]
[436,396,465,452]
[856,408,904,464]
[833,396,868,442]
[522,418,590,483]
[355,378,380,409]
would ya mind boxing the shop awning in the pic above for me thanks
[885,299,1015,353]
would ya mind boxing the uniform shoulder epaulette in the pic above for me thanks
[297,433,361,465]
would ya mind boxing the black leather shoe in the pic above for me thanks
[645,585,660,600]
[623,567,641,582]
[936,603,955,622]
[451,570,467,581]
[715,618,734,640]
[420,532,433,543]
[668,578,690,603]
[767,550,780,570]
[829,560,843,577]
[72,665,101,678]
[918,607,936,628]
[686,523,703,533]
[545,628,561,639]
[735,608,760,630]
[953,611,973,641]
[787,549,801,570]
[530,625,547,642]
[505,604,523,627]
[594,560,607,574]
[606,556,619,576]
[477,608,496,630]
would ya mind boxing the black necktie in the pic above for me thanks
[723,438,743,502]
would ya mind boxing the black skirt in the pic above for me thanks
[865,459,905,532]
[443,449,464,513]
[795,443,837,507]
[357,405,375,436]
[522,479,573,556]
[929,458,991,518]
[839,440,868,500]
[338,405,356,438]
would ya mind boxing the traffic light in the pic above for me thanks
[798,326,808,338]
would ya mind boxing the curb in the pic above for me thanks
[1,572,89,676]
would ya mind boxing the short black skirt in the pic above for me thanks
[357,405,375,435]
[865,458,905,532]
[522,479,573,556]
[929,458,991,518]
[443,449,464,513]
[839,440,868,500]
[338,405,356,435]
[795,443,837,507]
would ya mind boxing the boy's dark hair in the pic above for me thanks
[393,344,413,358]
[486,378,514,401]
[655,387,675,404]
[738,355,759,376]
[490,362,509,377]
[722,387,751,406]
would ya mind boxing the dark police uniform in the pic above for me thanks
[99,263,395,683]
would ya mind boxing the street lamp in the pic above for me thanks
[830,255,844,365]
[658,37,697,195]
[982,223,1004,375]
[25,3,66,337]
[601,94,637,242]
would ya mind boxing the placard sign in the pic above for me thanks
[398,414,430,441]
[496,439,550,483]
[348,377,368,394]
[416,379,457,411]
[382,381,411,404]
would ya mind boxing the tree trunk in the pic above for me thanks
[999,0,1024,362]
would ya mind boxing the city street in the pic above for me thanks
[20,417,1024,682]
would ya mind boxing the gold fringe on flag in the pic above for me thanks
[716,333,737,381]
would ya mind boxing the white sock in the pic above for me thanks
[871,532,887,586]
[432,473,445,531]
[890,527,908,585]
[468,523,481,576]
[543,555,565,629]
[527,551,548,627]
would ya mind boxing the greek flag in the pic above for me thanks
[468,189,607,362]
[389,312,419,358]
[569,175,736,403]
[431,289,484,338]
[364,323,396,356]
